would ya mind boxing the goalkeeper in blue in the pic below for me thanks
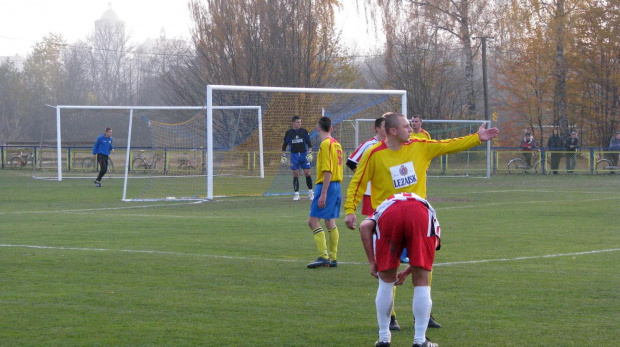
[282,116,314,200]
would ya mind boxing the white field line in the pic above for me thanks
[1,195,617,217]
[0,201,203,216]
[1,244,618,266]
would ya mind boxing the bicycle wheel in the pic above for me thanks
[132,157,148,174]
[26,154,35,168]
[508,158,527,174]
[8,156,21,168]
[82,157,96,172]
[595,159,614,174]
[534,159,551,175]
[152,154,163,174]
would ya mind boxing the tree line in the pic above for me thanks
[1,0,618,148]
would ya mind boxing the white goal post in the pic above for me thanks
[205,85,407,200]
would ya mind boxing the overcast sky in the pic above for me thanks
[0,0,380,58]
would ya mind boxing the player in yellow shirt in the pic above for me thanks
[345,112,498,222]
[307,116,344,269]
[409,114,431,140]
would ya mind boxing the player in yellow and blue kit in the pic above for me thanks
[307,116,343,269]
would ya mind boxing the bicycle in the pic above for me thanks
[82,156,115,173]
[132,152,163,174]
[177,158,196,171]
[507,149,551,174]
[595,152,619,174]
[9,151,35,168]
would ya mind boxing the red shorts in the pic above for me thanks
[374,199,437,271]
[361,195,375,217]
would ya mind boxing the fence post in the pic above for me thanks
[590,148,595,174]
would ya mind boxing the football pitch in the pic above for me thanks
[1,171,619,346]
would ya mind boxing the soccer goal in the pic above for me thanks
[43,106,263,201]
[353,118,492,178]
[204,85,407,199]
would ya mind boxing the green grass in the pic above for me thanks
[1,171,619,346]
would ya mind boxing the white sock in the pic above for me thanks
[376,277,395,342]
[413,286,432,345]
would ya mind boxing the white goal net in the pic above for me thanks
[203,85,407,200]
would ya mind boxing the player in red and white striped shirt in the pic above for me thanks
[360,192,441,347]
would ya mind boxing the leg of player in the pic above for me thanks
[411,267,438,347]
[389,286,400,331]
[306,216,330,268]
[325,218,339,267]
[375,270,398,346]
[304,169,314,200]
[293,169,300,201]
[95,154,107,187]
[427,268,442,329]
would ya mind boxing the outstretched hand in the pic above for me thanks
[478,123,499,141]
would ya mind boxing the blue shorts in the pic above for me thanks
[290,152,311,171]
[309,182,341,220]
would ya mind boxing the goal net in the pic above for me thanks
[353,119,492,177]
[202,85,406,200]
[41,106,262,201]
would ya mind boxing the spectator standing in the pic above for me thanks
[520,132,536,168]
[565,131,579,173]
[608,130,620,167]
[547,128,563,174]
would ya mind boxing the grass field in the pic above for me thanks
[1,170,619,346]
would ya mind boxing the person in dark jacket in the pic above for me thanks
[547,128,563,174]
[520,132,536,167]
[608,130,620,167]
[565,131,579,173]
[92,127,114,187]
[281,116,313,200]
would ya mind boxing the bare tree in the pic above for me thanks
[188,0,349,88]
[361,0,496,119]
[0,60,27,142]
